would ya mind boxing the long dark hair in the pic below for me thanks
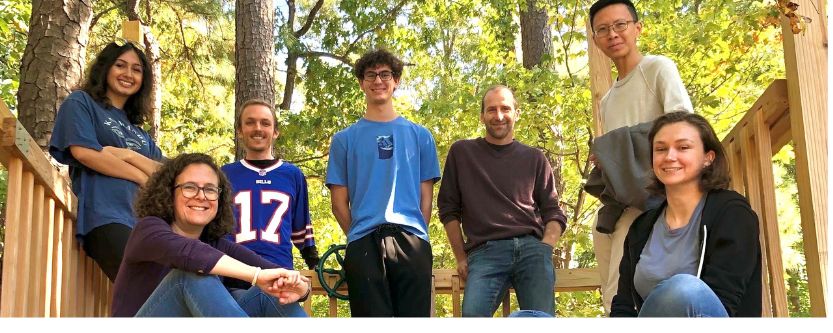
[646,111,731,195]
[81,42,152,125]
[134,153,234,241]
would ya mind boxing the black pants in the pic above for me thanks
[82,223,132,282]
[344,224,433,317]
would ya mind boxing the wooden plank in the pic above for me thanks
[501,293,511,316]
[781,0,828,317]
[28,184,46,316]
[122,20,143,43]
[0,100,77,221]
[586,20,612,137]
[51,207,64,317]
[741,126,776,317]
[43,197,56,317]
[451,274,461,317]
[60,216,74,317]
[13,171,35,316]
[751,111,789,316]
[85,256,94,316]
[0,158,23,316]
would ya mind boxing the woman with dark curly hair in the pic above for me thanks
[611,112,761,317]
[111,153,311,317]
[49,41,164,281]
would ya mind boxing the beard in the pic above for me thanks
[486,122,513,140]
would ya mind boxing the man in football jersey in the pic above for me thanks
[222,99,319,277]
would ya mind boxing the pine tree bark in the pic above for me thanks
[235,0,276,160]
[519,0,552,69]
[17,0,93,149]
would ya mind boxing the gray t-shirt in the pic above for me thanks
[633,196,707,299]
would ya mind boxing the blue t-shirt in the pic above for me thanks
[326,116,441,243]
[221,160,315,269]
[49,90,163,239]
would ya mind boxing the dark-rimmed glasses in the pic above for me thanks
[175,182,222,201]
[363,71,394,82]
[593,20,637,38]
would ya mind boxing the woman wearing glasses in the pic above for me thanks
[111,153,311,317]
[49,41,164,281]
[610,112,761,317]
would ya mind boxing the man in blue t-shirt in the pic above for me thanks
[222,100,319,281]
[325,49,441,317]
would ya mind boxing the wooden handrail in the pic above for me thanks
[1,100,111,317]
[298,268,600,317]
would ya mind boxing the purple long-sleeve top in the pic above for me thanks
[110,216,278,317]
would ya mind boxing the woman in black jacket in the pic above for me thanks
[610,112,761,317]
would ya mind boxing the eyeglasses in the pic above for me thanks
[593,20,637,38]
[175,182,222,201]
[363,71,394,82]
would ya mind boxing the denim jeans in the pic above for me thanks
[462,235,555,317]
[638,274,729,317]
[135,269,308,317]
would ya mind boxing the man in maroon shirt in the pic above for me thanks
[437,85,567,317]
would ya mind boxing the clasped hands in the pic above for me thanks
[255,268,311,304]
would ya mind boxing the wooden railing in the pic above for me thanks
[720,79,827,317]
[0,100,111,317]
[300,267,600,317]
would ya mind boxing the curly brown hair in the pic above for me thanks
[646,111,731,195]
[134,153,234,241]
[353,49,404,80]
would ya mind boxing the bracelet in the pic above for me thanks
[251,267,262,286]
[299,282,312,302]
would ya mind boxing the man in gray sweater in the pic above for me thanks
[437,85,567,317]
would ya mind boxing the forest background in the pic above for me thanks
[0,0,812,317]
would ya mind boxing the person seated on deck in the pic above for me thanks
[611,112,762,317]
[110,153,311,317]
[49,40,164,282]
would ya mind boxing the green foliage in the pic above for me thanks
[0,0,810,317]
[0,0,30,113]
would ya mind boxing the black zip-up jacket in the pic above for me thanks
[610,189,762,317]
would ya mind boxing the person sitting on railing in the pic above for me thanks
[49,40,164,282]
[110,153,311,317]
[610,112,762,317]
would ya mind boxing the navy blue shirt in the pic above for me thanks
[49,90,163,239]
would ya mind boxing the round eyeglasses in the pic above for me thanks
[175,182,222,201]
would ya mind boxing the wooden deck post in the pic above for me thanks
[781,0,828,317]
[587,21,612,137]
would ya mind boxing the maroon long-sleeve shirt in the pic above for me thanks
[111,216,278,317]
[437,138,567,253]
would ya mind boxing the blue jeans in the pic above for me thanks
[462,235,555,317]
[135,269,308,317]
[508,310,554,317]
[638,274,729,317]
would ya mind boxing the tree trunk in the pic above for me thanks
[17,0,93,149]
[519,0,551,69]
[235,0,276,160]
[125,0,162,141]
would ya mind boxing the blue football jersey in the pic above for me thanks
[221,160,315,269]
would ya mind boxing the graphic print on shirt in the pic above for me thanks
[103,116,148,151]
[234,190,290,244]
[377,135,394,159]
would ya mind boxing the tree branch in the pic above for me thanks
[91,4,121,30]
[294,0,325,37]
[344,0,409,55]
[298,51,354,67]
[287,152,329,164]
[175,10,206,90]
